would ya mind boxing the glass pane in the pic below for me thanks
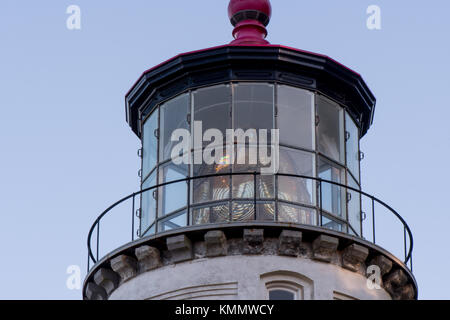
[232,201,254,221]
[193,85,231,149]
[192,175,230,204]
[232,175,275,200]
[233,83,274,132]
[159,161,188,216]
[345,113,360,182]
[278,202,316,225]
[347,174,362,236]
[191,203,230,225]
[318,157,346,218]
[322,216,346,233]
[277,85,314,150]
[232,143,255,199]
[317,95,344,163]
[158,210,187,232]
[232,144,275,199]
[257,202,275,221]
[192,149,231,204]
[142,110,158,177]
[259,175,275,199]
[232,175,254,199]
[142,225,155,237]
[278,147,315,206]
[269,290,295,300]
[160,93,190,162]
[141,172,157,234]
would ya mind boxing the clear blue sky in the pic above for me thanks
[0,0,448,299]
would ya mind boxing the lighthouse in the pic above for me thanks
[83,0,417,300]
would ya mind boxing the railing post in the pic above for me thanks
[319,180,323,226]
[131,193,135,242]
[187,178,191,227]
[372,198,376,244]
[96,221,100,261]
[404,226,407,263]
[253,171,257,220]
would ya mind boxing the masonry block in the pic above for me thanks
[398,283,415,300]
[385,281,415,300]
[278,230,302,257]
[384,269,413,300]
[204,230,227,257]
[385,269,408,287]
[110,255,137,282]
[243,229,264,254]
[135,245,162,272]
[369,255,393,276]
[166,234,193,263]
[312,235,339,262]
[93,268,120,295]
[342,244,369,272]
[85,282,107,300]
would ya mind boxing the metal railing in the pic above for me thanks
[87,172,413,272]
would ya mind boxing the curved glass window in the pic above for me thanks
[192,147,231,204]
[278,147,315,206]
[192,203,230,225]
[346,113,360,182]
[278,202,316,225]
[231,83,275,222]
[232,144,275,200]
[142,110,158,177]
[277,85,314,150]
[158,160,188,217]
[159,93,189,162]
[141,171,157,235]
[347,174,361,236]
[193,85,231,148]
[318,156,346,219]
[140,82,363,237]
[257,202,275,221]
[234,83,274,132]
[322,215,345,233]
[317,95,345,164]
[158,210,187,232]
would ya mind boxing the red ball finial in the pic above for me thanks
[228,0,272,45]
[228,0,272,25]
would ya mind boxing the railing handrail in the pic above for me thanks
[87,172,414,271]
